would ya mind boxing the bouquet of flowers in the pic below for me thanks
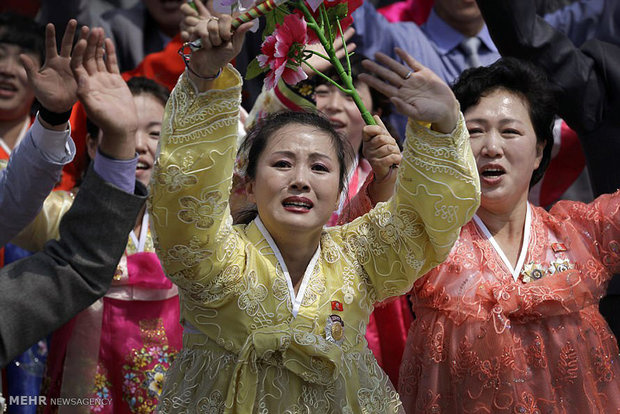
[211,0,375,126]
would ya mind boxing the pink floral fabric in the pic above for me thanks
[399,192,620,413]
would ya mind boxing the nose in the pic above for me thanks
[135,130,148,154]
[0,53,20,76]
[480,130,503,158]
[318,90,343,113]
[289,166,310,192]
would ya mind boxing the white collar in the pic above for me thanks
[473,203,531,281]
[129,211,150,252]
[255,216,321,317]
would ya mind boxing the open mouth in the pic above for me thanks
[282,197,313,211]
[136,161,150,170]
[0,82,18,96]
[481,169,504,178]
[479,165,506,182]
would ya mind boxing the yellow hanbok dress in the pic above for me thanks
[149,66,480,413]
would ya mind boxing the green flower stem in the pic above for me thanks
[295,0,376,126]
[303,60,350,95]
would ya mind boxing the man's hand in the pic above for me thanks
[21,20,86,114]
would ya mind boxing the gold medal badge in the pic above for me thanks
[325,314,344,345]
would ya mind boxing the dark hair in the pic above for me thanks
[86,76,170,137]
[236,110,355,224]
[0,13,45,62]
[452,57,556,187]
[316,53,400,144]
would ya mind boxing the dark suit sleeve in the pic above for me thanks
[0,167,147,367]
[476,0,605,134]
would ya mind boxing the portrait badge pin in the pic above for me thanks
[325,314,345,345]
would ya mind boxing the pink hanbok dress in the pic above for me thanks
[42,213,182,414]
[399,192,620,413]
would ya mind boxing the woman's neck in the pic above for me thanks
[133,205,147,235]
[476,200,528,267]
[269,227,322,292]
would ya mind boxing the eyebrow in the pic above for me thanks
[271,150,334,161]
[466,118,526,126]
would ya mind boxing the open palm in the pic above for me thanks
[22,20,83,113]
[394,67,457,125]
[359,48,459,133]
[71,30,137,138]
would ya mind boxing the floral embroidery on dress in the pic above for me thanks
[178,190,227,229]
[321,233,341,263]
[156,164,199,193]
[238,270,268,317]
[602,239,620,268]
[554,341,578,386]
[525,334,547,368]
[199,264,243,303]
[301,264,326,307]
[91,364,112,412]
[591,346,614,383]
[121,319,178,413]
[514,391,542,414]
[197,390,225,414]
[167,236,211,267]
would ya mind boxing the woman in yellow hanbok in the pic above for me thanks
[149,7,480,414]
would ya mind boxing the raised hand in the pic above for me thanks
[359,48,459,134]
[21,20,86,114]
[71,28,136,160]
[363,115,401,203]
[180,0,254,90]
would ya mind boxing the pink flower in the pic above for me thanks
[258,14,308,89]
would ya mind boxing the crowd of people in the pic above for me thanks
[0,0,618,413]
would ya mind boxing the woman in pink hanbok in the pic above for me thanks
[13,76,182,414]
[358,55,620,413]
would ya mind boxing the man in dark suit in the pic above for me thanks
[0,22,146,367]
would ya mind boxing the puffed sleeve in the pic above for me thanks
[335,115,480,301]
[149,66,246,295]
[11,190,75,252]
[550,190,620,276]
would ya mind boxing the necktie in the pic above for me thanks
[460,37,482,68]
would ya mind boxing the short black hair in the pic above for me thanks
[0,13,45,62]
[86,76,170,137]
[452,57,556,187]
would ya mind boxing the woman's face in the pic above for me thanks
[465,89,543,214]
[246,123,341,242]
[315,80,374,154]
